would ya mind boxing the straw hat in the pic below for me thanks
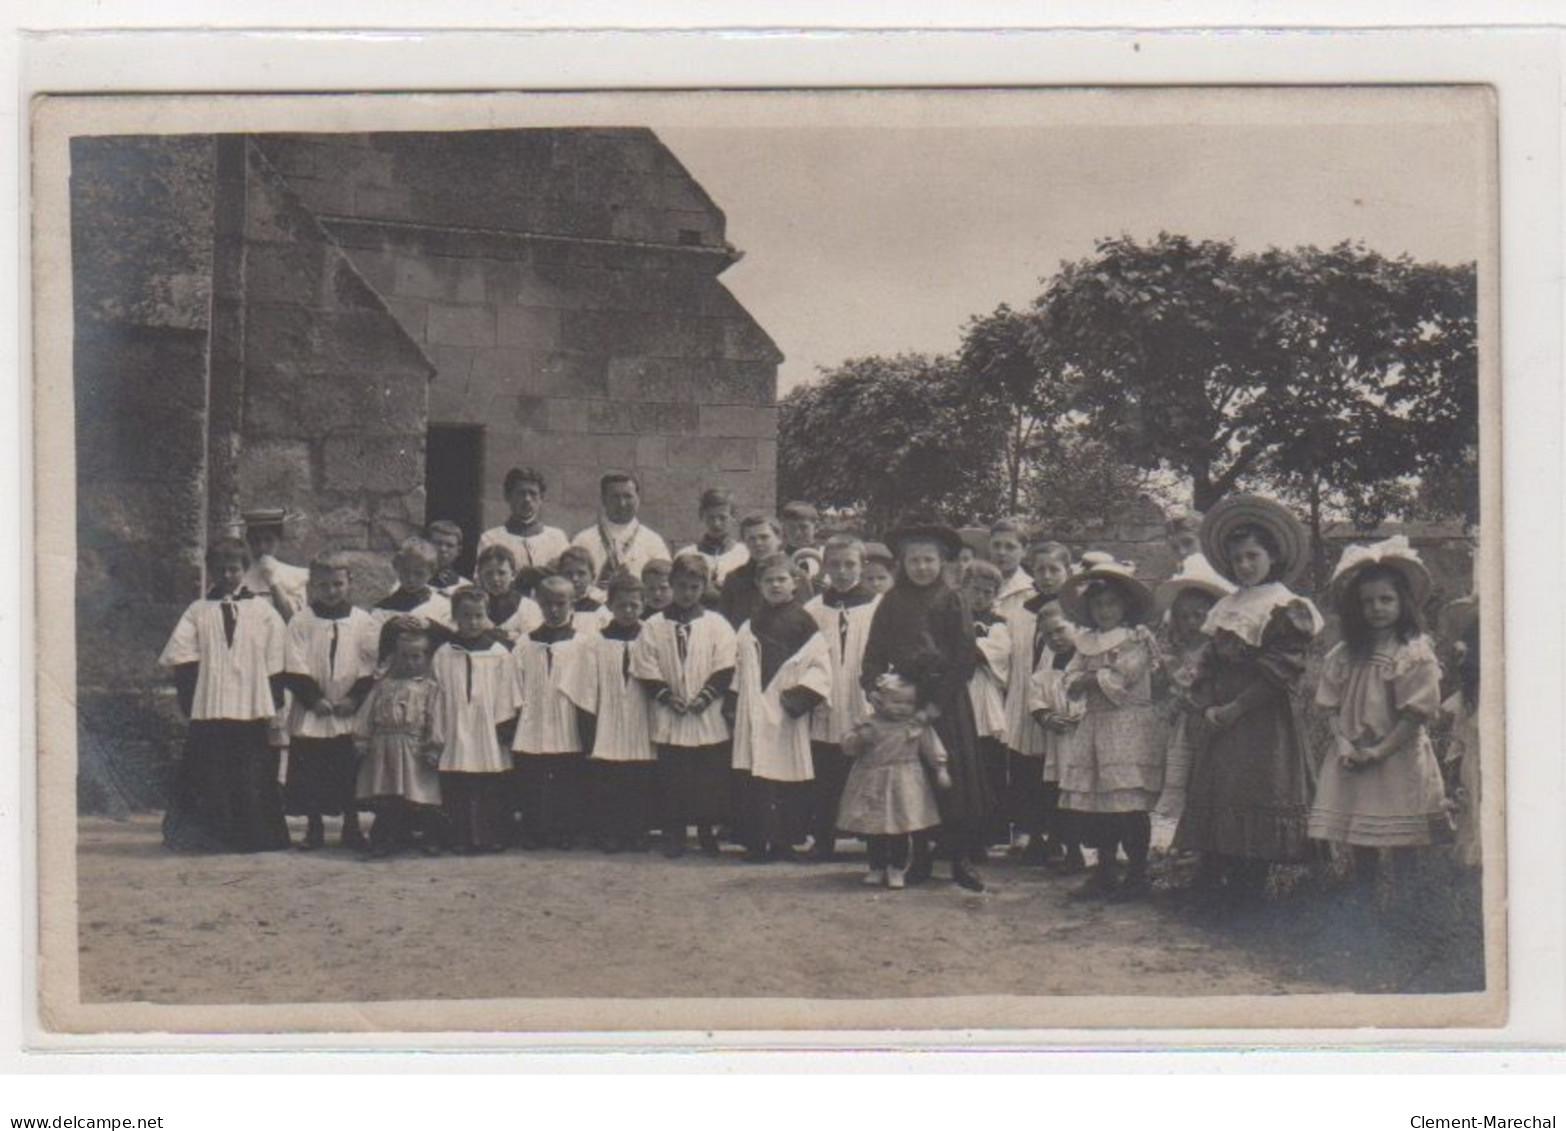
[1153,556,1237,620]
[1199,494,1310,587]
[1328,535,1433,611]
[1061,560,1155,627]
[885,521,965,561]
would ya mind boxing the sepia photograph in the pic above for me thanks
[31,85,1501,1035]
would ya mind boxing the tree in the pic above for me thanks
[958,305,1072,514]
[1034,234,1478,525]
[1033,233,1289,510]
[776,353,1007,531]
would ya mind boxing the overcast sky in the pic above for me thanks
[660,91,1490,394]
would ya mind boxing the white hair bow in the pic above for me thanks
[1330,535,1422,584]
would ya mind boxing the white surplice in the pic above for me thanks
[732,624,832,783]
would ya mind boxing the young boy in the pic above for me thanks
[158,537,291,853]
[510,575,593,850]
[678,487,750,594]
[426,519,472,595]
[1001,540,1075,862]
[430,587,515,853]
[780,501,822,592]
[375,536,455,660]
[631,553,737,857]
[475,543,543,644]
[962,560,1014,857]
[988,518,1035,620]
[477,466,570,595]
[860,542,896,596]
[557,545,612,635]
[282,552,381,851]
[731,553,831,863]
[577,573,658,852]
[802,534,880,862]
[1029,600,1086,874]
[718,514,785,629]
[640,558,674,620]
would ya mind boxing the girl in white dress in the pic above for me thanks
[355,627,445,858]
[1057,562,1168,900]
[1308,538,1450,903]
[837,673,950,890]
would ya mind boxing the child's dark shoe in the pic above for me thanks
[697,828,722,856]
[340,829,368,852]
[662,830,688,858]
[1019,839,1049,866]
[952,862,986,892]
[741,847,772,864]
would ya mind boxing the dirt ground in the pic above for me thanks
[73,815,1484,1006]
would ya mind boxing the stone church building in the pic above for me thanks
[71,129,782,807]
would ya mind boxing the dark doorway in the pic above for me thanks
[425,425,485,577]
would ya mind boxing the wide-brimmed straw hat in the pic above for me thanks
[1328,535,1433,611]
[1061,560,1155,627]
[885,521,966,561]
[1200,494,1310,587]
[1153,555,1237,620]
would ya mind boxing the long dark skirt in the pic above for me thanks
[657,743,731,827]
[808,741,850,846]
[735,774,812,850]
[592,759,656,841]
[284,735,359,817]
[513,753,588,841]
[977,738,1011,842]
[162,720,290,854]
[931,690,992,825]
[440,770,506,851]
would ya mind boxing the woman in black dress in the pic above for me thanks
[860,523,993,891]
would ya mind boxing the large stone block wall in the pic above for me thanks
[214,140,436,605]
[71,135,218,810]
[254,130,781,549]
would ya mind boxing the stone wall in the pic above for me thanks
[254,130,781,549]
[217,139,436,605]
[71,135,218,810]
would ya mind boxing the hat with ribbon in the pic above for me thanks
[1328,535,1433,612]
[1061,560,1155,627]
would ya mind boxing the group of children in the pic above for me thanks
[157,475,1480,908]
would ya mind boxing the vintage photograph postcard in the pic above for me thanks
[30,86,1503,1037]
